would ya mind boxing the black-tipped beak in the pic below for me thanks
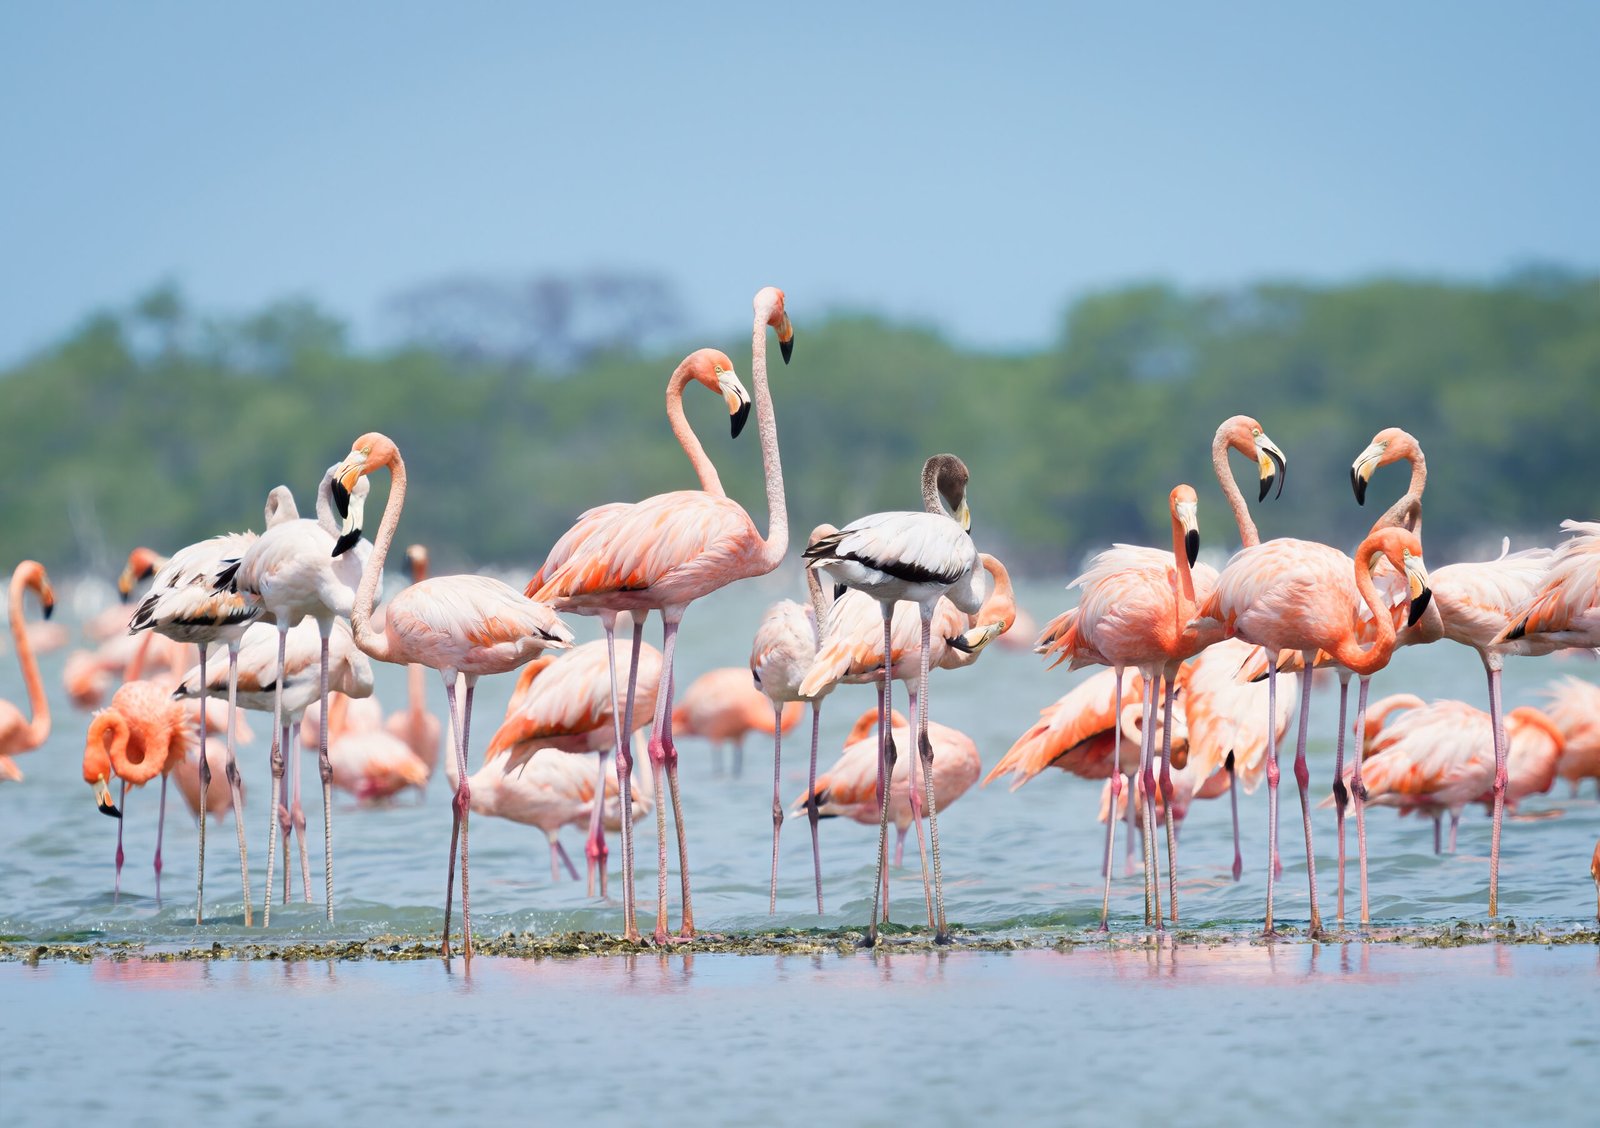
[1185,529,1200,568]
[1407,587,1433,628]
[731,399,752,439]
[946,634,974,654]
[1260,449,1286,502]
[779,335,794,364]
[331,478,351,521]
[1352,466,1369,506]
[332,527,362,558]
[42,600,55,621]
[119,589,132,605]
[98,797,122,818]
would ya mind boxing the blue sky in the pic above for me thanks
[2,1,1596,361]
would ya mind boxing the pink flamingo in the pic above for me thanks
[529,287,793,944]
[383,545,444,780]
[791,708,981,909]
[1195,525,1432,934]
[671,667,803,776]
[1035,485,1216,929]
[1499,520,1600,649]
[302,693,430,803]
[333,433,574,958]
[174,698,253,825]
[82,681,192,898]
[1353,427,1560,916]
[1539,677,1600,797]
[803,453,988,943]
[1,562,55,781]
[485,629,663,897]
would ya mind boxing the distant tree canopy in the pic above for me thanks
[2,271,1597,580]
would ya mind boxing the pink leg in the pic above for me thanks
[894,825,907,868]
[194,643,210,923]
[1264,664,1281,935]
[1448,811,1460,855]
[458,679,477,957]
[224,642,252,926]
[279,723,293,906]
[1292,656,1322,936]
[153,772,168,903]
[867,604,896,945]
[651,615,697,941]
[1433,815,1443,855]
[915,612,951,941]
[1158,670,1179,924]
[768,701,783,915]
[1099,667,1124,930]
[549,834,562,883]
[613,617,647,940]
[289,719,311,904]
[263,624,288,926]
[1138,679,1160,926]
[906,685,933,926]
[317,625,335,921]
[1227,752,1243,881]
[1330,672,1351,923]
[585,751,609,899]
[1351,676,1372,923]
[555,837,580,881]
[1486,663,1507,916]
[114,780,128,899]
[806,700,824,915]
[440,675,469,959]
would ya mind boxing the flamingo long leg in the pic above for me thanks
[1226,752,1242,881]
[867,603,896,944]
[1264,663,1281,935]
[806,699,824,915]
[440,673,466,959]
[114,780,127,900]
[1158,671,1179,925]
[154,772,168,903]
[1331,672,1352,924]
[585,750,609,900]
[317,623,335,921]
[554,836,580,881]
[224,641,252,927]
[906,685,933,927]
[1351,676,1372,923]
[289,717,310,904]
[768,700,784,914]
[194,642,209,923]
[1486,664,1506,917]
[458,679,477,957]
[916,612,951,942]
[1292,654,1323,936]
[1099,667,1124,931]
[616,617,646,940]
[263,624,288,926]
[661,639,696,939]
[1138,679,1159,927]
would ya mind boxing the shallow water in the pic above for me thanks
[3,579,1596,945]
[4,945,1598,1126]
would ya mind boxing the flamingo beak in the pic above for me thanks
[332,485,366,558]
[94,775,121,819]
[1257,435,1287,502]
[117,563,150,603]
[1351,441,1385,506]
[41,586,56,620]
[1404,552,1433,627]
[721,372,753,438]
[947,621,1004,655]
[1176,501,1200,567]
[776,312,794,364]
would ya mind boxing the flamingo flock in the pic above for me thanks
[5,284,1600,956]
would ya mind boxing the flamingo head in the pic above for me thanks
[922,454,972,531]
[1220,416,1286,502]
[14,561,54,619]
[331,434,394,555]
[82,721,120,818]
[755,286,794,364]
[1365,527,1432,627]
[117,547,163,602]
[1351,427,1420,506]
[1170,485,1200,566]
[683,348,751,438]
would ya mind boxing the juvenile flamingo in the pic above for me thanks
[0,562,55,780]
[1353,427,1559,916]
[486,630,663,897]
[82,681,192,898]
[530,287,793,944]
[804,453,987,943]
[1194,525,1432,935]
[332,432,574,958]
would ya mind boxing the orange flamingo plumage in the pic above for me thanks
[1539,677,1600,797]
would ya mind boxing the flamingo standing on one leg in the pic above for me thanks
[1,562,55,782]
[82,681,192,899]
[529,287,794,944]
[332,433,574,959]
[751,541,836,913]
[803,453,986,944]
[1193,526,1433,936]
[486,629,663,897]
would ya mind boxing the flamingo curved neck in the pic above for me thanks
[1169,512,1197,612]
[1212,431,1258,548]
[804,565,831,642]
[1375,449,1426,536]
[8,574,50,747]
[750,303,789,571]
[352,454,403,664]
[667,363,727,498]
[1334,542,1399,675]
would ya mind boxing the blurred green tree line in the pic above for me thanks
[2,269,1596,579]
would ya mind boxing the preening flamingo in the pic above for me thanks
[1539,677,1600,797]
[332,432,574,959]
[221,468,369,921]
[485,628,663,897]
[804,453,985,943]
[791,708,981,910]
[529,287,793,944]
[0,562,55,780]
[1195,525,1432,935]
[82,680,192,898]
[1353,427,1559,916]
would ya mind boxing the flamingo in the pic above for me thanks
[1034,485,1216,929]
[1539,677,1600,797]
[529,287,793,944]
[751,539,837,914]
[332,433,574,959]
[116,546,169,605]
[1499,520,1600,650]
[301,693,429,803]
[173,616,374,913]
[1,562,55,783]
[173,698,253,825]
[1194,525,1432,935]
[485,629,664,897]
[803,453,987,943]
[1353,427,1560,916]
[791,708,982,906]
[383,546,444,780]
[82,680,192,898]
[222,468,370,922]
[671,667,803,776]
[446,747,650,884]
